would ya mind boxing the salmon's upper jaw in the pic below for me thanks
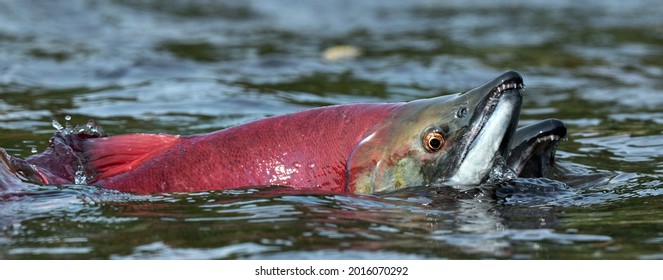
[441,71,524,189]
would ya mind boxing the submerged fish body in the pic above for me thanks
[1,71,566,194]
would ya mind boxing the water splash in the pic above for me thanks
[74,166,87,185]
[51,116,78,136]
[70,119,105,185]
[485,155,518,184]
[41,117,106,186]
[77,119,104,135]
[51,120,64,131]
[52,117,105,138]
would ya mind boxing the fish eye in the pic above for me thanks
[423,130,446,152]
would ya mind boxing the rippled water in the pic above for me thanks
[1,0,662,259]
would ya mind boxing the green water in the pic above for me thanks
[0,0,662,259]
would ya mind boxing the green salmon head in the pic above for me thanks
[348,71,524,193]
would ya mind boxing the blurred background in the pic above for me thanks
[0,0,662,259]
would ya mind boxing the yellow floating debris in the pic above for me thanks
[322,45,362,62]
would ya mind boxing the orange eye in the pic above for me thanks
[423,131,445,152]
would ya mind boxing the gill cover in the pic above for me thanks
[346,92,473,194]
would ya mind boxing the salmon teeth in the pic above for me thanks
[496,82,525,93]
[535,134,561,143]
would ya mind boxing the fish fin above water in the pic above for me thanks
[85,134,180,181]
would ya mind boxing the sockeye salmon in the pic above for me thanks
[0,71,566,194]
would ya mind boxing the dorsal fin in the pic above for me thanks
[85,133,180,180]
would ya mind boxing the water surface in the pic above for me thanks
[1,0,662,259]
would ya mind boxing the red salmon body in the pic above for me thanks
[86,103,400,194]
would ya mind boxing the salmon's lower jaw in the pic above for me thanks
[444,95,518,189]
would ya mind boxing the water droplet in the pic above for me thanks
[30,147,38,153]
[64,115,71,121]
[51,120,64,130]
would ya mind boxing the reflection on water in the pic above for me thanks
[0,172,644,259]
[1,0,662,259]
